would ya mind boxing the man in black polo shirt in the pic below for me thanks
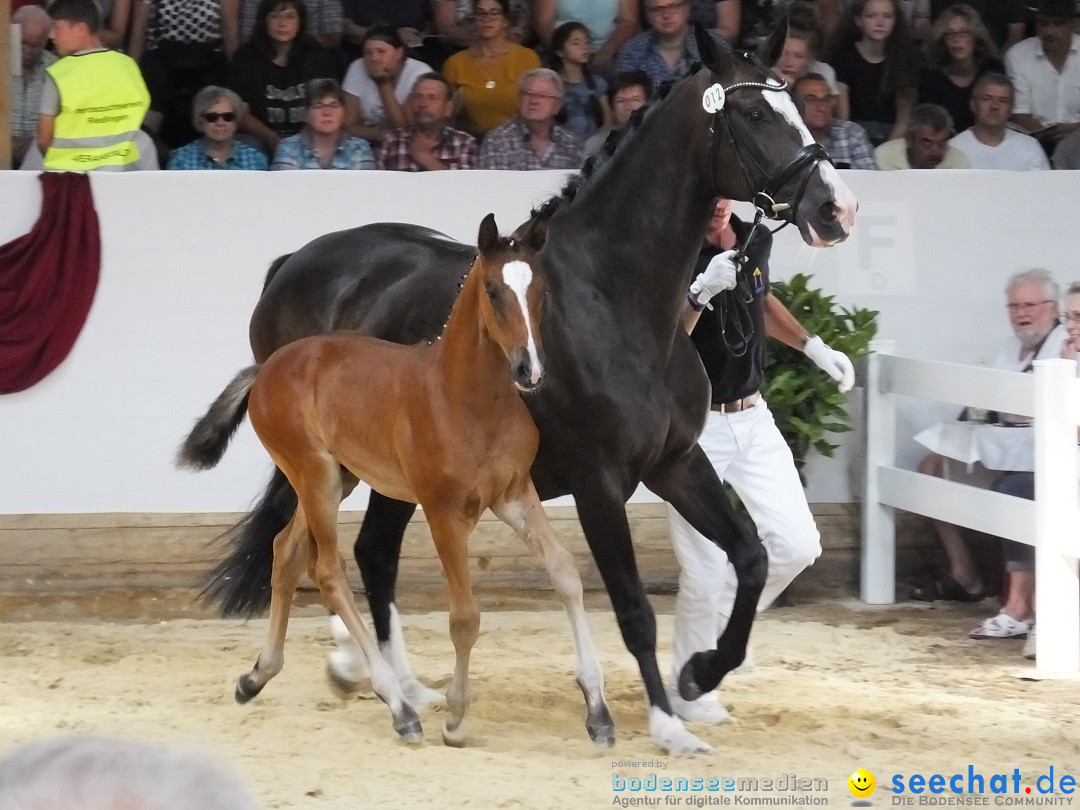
[667,198,855,724]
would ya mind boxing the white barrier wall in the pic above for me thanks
[0,169,1078,514]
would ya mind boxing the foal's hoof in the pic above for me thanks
[235,674,264,704]
[393,704,424,745]
[325,661,363,700]
[586,706,616,748]
[442,717,470,748]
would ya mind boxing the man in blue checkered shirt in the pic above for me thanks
[615,0,728,89]
[792,73,878,170]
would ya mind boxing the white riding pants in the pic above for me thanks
[666,398,821,680]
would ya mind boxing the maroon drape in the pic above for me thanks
[0,172,101,394]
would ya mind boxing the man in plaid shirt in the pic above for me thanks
[792,74,878,170]
[478,68,583,171]
[377,73,478,171]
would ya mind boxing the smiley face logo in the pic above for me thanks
[848,768,876,798]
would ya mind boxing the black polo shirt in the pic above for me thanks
[689,215,772,404]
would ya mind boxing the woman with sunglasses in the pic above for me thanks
[167,85,270,169]
[443,0,540,135]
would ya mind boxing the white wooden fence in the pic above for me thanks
[861,340,1080,674]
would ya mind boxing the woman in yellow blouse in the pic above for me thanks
[443,0,541,136]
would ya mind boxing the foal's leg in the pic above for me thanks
[425,509,480,747]
[328,491,443,708]
[299,463,423,743]
[491,483,614,747]
[235,510,311,702]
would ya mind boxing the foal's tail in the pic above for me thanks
[176,365,260,471]
[202,466,296,617]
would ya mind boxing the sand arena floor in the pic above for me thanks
[1,591,1078,809]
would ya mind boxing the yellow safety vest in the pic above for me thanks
[44,50,150,171]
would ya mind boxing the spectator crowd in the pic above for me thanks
[9,0,1080,172]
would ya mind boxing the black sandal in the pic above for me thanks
[910,576,984,603]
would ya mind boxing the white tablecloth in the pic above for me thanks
[914,421,1038,472]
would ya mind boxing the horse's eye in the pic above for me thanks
[485,282,500,301]
[746,107,765,123]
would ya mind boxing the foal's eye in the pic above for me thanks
[485,281,500,301]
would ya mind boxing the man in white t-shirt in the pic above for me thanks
[951,73,1051,170]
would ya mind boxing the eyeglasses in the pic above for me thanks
[310,101,343,110]
[520,90,560,101]
[646,0,686,14]
[268,10,299,21]
[1007,300,1054,312]
[799,95,834,106]
[474,9,504,19]
[1064,311,1080,324]
[202,111,236,122]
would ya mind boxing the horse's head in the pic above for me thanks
[475,213,548,393]
[693,28,857,246]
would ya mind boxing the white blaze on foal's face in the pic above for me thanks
[759,83,857,238]
[502,260,543,384]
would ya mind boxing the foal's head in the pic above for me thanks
[474,213,548,393]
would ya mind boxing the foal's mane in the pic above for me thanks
[529,75,686,222]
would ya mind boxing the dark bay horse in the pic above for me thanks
[189,32,857,755]
[179,215,611,746]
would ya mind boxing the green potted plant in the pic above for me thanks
[763,273,879,475]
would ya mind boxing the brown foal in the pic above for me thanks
[181,214,610,746]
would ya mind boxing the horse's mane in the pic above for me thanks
[529,76,686,222]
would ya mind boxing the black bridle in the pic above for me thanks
[704,63,831,355]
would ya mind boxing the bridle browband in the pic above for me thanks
[705,60,832,355]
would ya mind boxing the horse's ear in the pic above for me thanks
[522,216,548,254]
[755,17,786,67]
[477,213,499,254]
[693,23,724,72]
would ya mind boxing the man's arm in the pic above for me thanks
[36,114,56,158]
[765,292,855,392]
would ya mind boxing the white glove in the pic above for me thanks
[803,335,855,393]
[689,250,739,309]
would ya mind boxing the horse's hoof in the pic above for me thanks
[677,662,704,702]
[325,661,363,700]
[649,707,712,758]
[393,703,424,744]
[586,706,616,748]
[441,717,470,748]
[234,675,262,704]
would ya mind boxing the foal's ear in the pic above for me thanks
[521,216,548,254]
[478,212,499,254]
[693,23,725,72]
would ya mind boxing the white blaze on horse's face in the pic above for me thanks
[502,260,543,386]
[760,83,858,244]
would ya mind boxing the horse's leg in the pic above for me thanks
[573,479,710,757]
[490,483,614,747]
[425,509,480,747]
[300,464,423,743]
[329,492,443,708]
[643,446,767,701]
[235,509,310,702]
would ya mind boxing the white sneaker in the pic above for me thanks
[1023,626,1036,660]
[666,687,733,725]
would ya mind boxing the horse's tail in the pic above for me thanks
[176,365,260,471]
[201,467,296,617]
